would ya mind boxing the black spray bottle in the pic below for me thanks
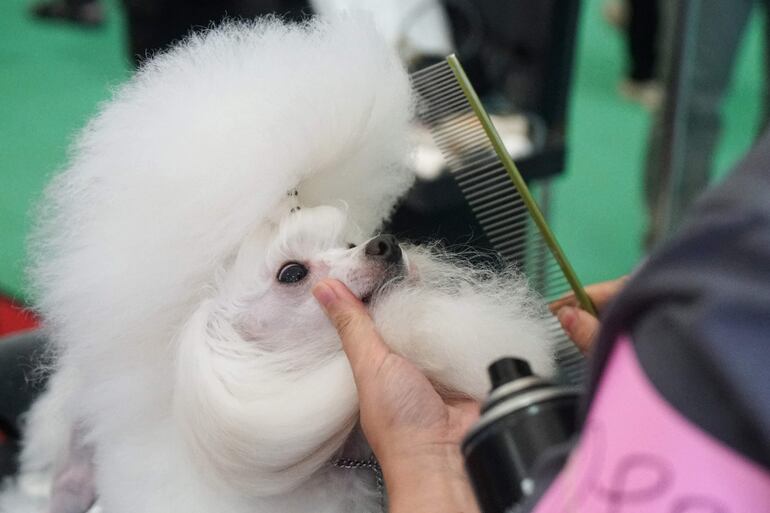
[462,358,580,513]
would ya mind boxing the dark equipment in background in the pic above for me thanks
[462,357,580,513]
[123,0,312,67]
[446,0,579,137]
[388,0,582,253]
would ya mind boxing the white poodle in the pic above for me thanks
[0,16,554,513]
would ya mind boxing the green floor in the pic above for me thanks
[0,0,765,300]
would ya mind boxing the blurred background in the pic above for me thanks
[0,0,766,337]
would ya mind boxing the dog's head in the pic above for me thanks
[230,205,407,357]
[173,205,554,496]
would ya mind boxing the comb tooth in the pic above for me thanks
[547,317,564,327]
[444,155,497,176]
[489,236,528,255]
[432,114,484,132]
[453,157,505,178]
[482,217,532,243]
[557,345,583,358]
[413,76,460,95]
[411,64,454,83]
[544,287,575,302]
[417,92,467,112]
[501,247,565,276]
[420,98,470,121]
[433,123,488,148]
[498,248,531,266]
[416,79,466,101]
[498,245,537,264]
[554,333,583,351]
[462,186,523,208]
[418,94,466,114]
[449,152,500,173]
[528,267,567,284]
[457,170,511,189]
[432,115,483,133]
[484,219,530,244]
[558,347,585,362]
[432,131,485,154]
[485,230,529,256]
[456,172,514,196]
[423,114,473,133]
[456,175,509,197]
[432,129,487,153]
[422,108,476,129]
[554,335,582,350]
[481,213,534,237]
[556,343,582,355]
[488,237,530,259]
[484,220,532,246]
[548,280,574,292]
[472,201,529,224]
[559,355,586,373]
[548,295,572,306]
[489,229,533,250]
[456,168,507,185]
[453,156,503,174]
[420,95,471,119]
[467,192,523,215]
[412,63,455,81]
[546,294,574,305]
[472,200,526,221]
[434,121,489,139]
[557,345,579,358]
[454,161,507,180]
[414,71,458,88]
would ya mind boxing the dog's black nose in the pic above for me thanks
[365,234,402,264]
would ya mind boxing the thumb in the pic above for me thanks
[556,306,600,353]
[312,279,390,382]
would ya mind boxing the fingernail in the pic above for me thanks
[557,307,575,333]
[312,281,337,307]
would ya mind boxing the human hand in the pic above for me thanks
[549,276,628,353]
[313,278,480,513]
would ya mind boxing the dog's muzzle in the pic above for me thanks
[361,234,405,304]
[364,234,402,265]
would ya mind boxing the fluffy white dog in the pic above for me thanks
[1,16,554,513]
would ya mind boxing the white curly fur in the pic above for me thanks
[1,16,554,513]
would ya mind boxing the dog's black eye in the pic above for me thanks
[347,242,356,249]
[277,262,309,284]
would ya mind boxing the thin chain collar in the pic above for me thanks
[331,456,385,512]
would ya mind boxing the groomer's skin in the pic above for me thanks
[313,277,625,512]
[549,276,628,352]
[313,279,481,513]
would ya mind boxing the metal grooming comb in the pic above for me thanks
[410,55,595,385]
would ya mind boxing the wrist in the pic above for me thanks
[380,442,480,513]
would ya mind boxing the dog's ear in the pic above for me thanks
[172,301,359,495]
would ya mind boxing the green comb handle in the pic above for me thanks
[446,54,597,316]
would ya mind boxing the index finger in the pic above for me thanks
[312,279,390,382]
[549,276,629,315]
